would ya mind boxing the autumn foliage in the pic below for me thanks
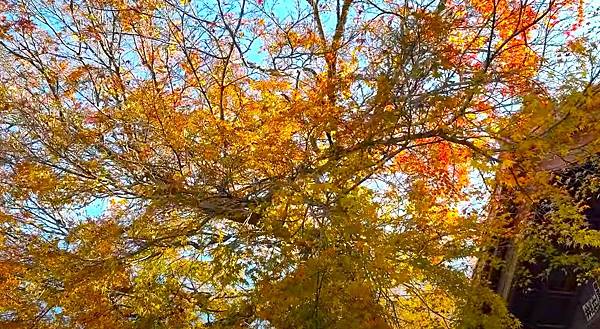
[0,0,598,328]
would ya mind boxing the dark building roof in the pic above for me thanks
[485,160,600,328]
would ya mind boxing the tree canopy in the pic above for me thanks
[0,0,599,328]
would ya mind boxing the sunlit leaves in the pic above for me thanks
[0,0,595,327]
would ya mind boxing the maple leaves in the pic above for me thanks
[0,0,596,328]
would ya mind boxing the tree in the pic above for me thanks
[0,0,596,327]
